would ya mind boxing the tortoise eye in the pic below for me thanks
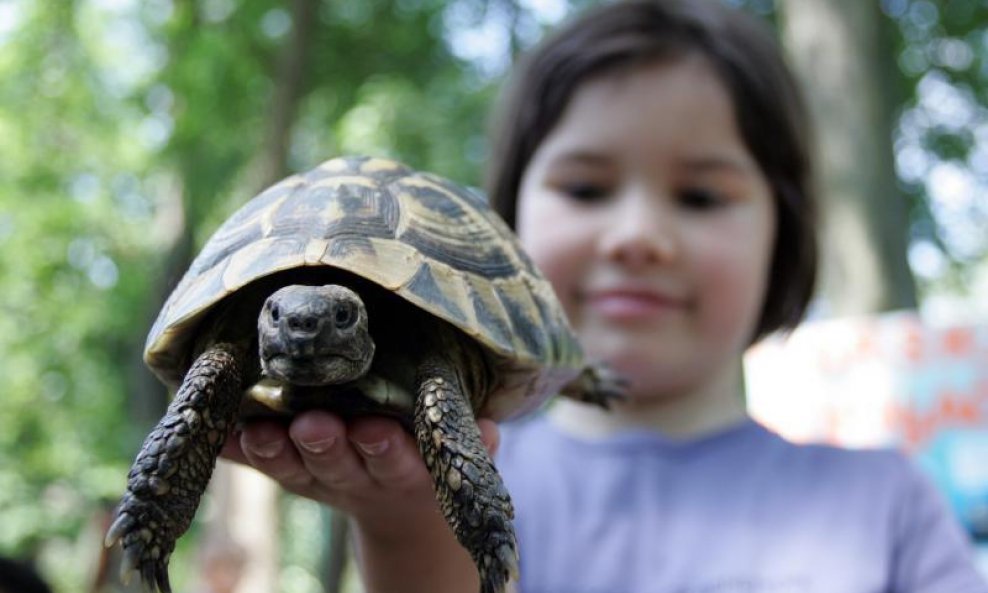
[334,302,356,329]
[269,303,280,323]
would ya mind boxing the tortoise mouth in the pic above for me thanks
[263,350,366,364]
[262,352,372,386]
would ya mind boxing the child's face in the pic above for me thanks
[517,56,776,402]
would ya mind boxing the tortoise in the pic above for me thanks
[105,155,623,593]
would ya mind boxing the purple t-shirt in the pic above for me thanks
[497,415,987,593]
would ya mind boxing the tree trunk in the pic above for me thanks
[251,0,319,190]
[208,2,320,592]
[777,0,917,315]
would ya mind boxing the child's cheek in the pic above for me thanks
[529,249,582,324]
[520,213,595,324]
[697,248,770,348]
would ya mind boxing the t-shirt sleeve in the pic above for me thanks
[889,453,988,593]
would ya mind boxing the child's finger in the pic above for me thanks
[348,417,432,492]
[240,420,314,490]
[219,429,249,465]
[288,410,372,493]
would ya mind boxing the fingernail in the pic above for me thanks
[354,439,389,457]
[299,436,336,454]
[249,440,283,459]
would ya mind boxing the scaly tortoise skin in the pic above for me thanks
[105,156,622,593]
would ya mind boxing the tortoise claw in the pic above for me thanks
[497,543,520,582]
[562,362,629,409]
[473,535,519,593]
[476,541,520,593]
[104,511,133,549]
[105,511,150,589]
[106,499,174,593]
[119,542,138,585]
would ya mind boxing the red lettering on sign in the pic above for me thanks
[887,390,987,450]
[904,327,924,364]
[943,327,975,358]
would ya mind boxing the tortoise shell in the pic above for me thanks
[144,156,584,419]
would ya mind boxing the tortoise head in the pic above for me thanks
[258,284,375,385]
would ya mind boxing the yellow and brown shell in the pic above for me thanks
[143,156,584,419]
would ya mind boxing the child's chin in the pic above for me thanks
[609,358,695,395]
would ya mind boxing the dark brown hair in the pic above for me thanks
[485,0,817,340]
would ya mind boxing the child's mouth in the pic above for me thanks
[584,288,688,320]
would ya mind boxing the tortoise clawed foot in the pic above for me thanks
[105,498,175,593]
[108,344,243,591]
[104,510,134,548]
[563,363,630,409]
[477,541,520,593]
[465,499,517,593]
[414,363,520,593]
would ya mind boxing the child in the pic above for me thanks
[222,1,988,591]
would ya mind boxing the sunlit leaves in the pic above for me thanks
[885,0,988,295]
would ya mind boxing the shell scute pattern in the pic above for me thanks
[495,288,545,359]
[221,237,307,291]
[146,156,582,387]
[405,263,470,326]
[190,179,298,277]
[411,173,545,281]
[395,180,517,279]
[284,179,398,259]
[465,277,515,355]
[323,237,418,291]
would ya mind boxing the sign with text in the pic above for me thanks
[744,311,988,537]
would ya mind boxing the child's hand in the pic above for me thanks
[220,410,498,593]
[222,410,499,519]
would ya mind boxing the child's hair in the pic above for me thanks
[485,0,817,340]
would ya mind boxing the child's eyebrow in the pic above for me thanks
[681,155,758,176]
[551,150,611,166]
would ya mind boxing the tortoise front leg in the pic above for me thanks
[414,356,519,593]
[105,343,245,593]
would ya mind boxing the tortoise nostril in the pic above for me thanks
[286,314,319,335]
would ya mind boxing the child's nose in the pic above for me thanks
[599,188,678,267]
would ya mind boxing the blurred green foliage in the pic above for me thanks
[0,0,985,591]
[0,0,499,589]
[885,0,988,289]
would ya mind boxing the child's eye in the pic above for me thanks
[560,182,610,203]
[678,187,725,210]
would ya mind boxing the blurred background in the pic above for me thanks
[0,0,985,591]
